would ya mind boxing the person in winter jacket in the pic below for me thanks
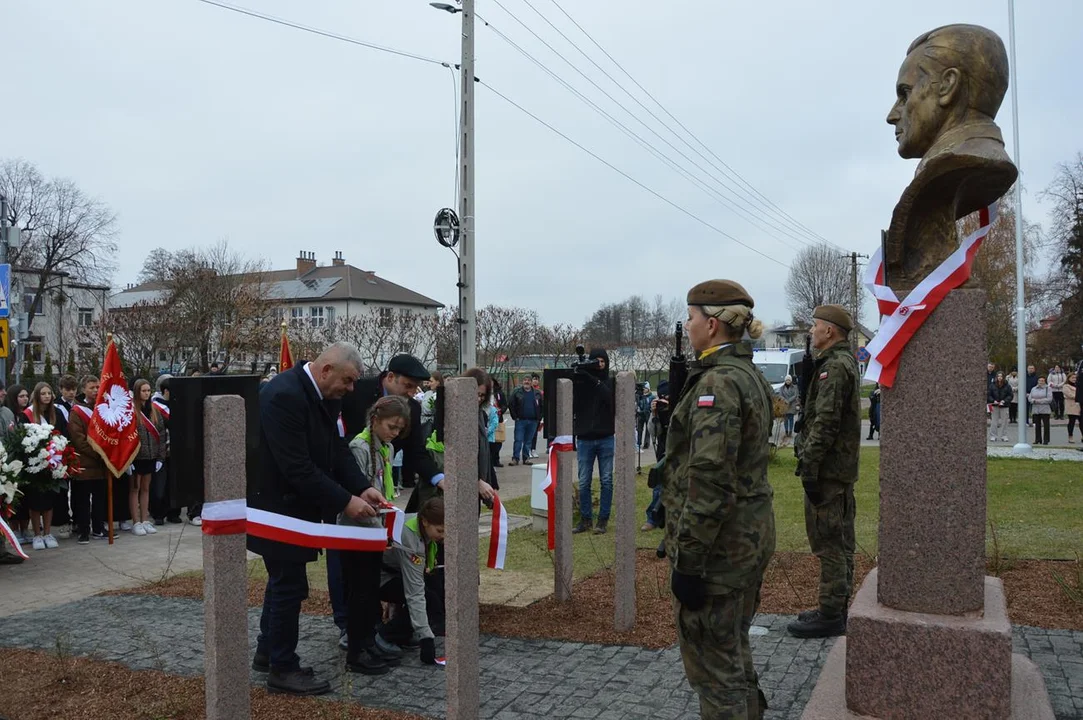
[1048,365,1067,419]
[778,375,800,441]
[636,382,654,450]
[1027,376,1052,445]
[988,371,1012,442]
[1025,365,1039,425]
[508,376,542,466]
[1064,372,1079,443]
[866,383,882,440]
[1007,370,1020,424]
[573,348,616,535]
[376,497,446,665]
[130,379,166,537]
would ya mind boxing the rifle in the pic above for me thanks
[794,332,814,436]
[668,322,689,404]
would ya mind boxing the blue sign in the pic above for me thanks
[0,264,10,319]
[856,346,871,362]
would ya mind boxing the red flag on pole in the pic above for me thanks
[279,322,294,371]
[87,337,141,477]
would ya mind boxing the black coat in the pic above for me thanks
[988,381,1012,405]
[247,364,369,564]
[340,375,439,488]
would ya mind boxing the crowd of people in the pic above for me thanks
[0,372,180,554]
[986,361,1082,445]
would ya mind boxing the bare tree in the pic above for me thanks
[107,300,173,378]
[476,305,538,372]
[0,158,118,332]
[1035,154,1083,363]
[785,243,855,326]
[531,322,582,367]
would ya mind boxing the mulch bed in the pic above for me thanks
[110,551,1083,651]
[0,648,424,720]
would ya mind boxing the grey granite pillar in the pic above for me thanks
[443,377,480,720]
[613,372,636,631]
[554,378,574,602]
[202,395,250,720]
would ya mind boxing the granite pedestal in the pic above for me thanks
[554,379,574,602]
[613,372,636,631]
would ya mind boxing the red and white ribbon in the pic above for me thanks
[201,499,389,551]
[0,515,30,560]
[864,203,997,388]
[540,435,574,551]
[486,493,508,570]
[380,503,404,545]
[153,400,171,420]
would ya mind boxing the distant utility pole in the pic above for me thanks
[844,251,869,354]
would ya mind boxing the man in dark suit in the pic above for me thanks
[248,342,384,696]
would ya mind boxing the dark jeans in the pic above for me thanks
[340,549,384,656]
[326,549,348,632]
[577,435,615,522]
[1051,391,1064,419]
[1009,402,1018,424]
[489,441,501,468]
[257,556,310,671]
[636,415,650,447]
[1068,415,1079,438]
[645,485,663,526]
[1033,415,1051,445]
[513,419,538,462]
[71,478,108,535]
[149,462,180,521]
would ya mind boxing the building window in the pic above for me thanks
[78,307,94,328]
[325,306,335,325]
[310,306,325,328]
[290,307,304,327]
[23,293,43,315]
[378,307,394,328]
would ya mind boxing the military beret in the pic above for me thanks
[686,279,754,308]
[813,304,854,332]
[387,353,430,381]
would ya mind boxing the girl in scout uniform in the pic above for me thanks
[376,496,445,666]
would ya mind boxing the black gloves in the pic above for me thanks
[420,638,436,665]
[671,570,707,611]
[801,479,824,506]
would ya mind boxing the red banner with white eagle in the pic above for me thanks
[87,338,141,477]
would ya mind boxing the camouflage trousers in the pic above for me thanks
[803,484,856,616]
[675,584,769,720]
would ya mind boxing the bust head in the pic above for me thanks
[887,24,1009,159]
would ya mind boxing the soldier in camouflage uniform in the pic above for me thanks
[788,304,861,639]
[663,279,776,720]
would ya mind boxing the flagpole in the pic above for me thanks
[105,333,115,544]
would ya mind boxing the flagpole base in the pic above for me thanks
[1011,442,1033,455]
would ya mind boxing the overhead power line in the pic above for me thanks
[190,0,448,66]
[479,79,788,268]
[183,0,787,265]
[542,0,842,252]
[483,0,820,253]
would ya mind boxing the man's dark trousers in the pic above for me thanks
[326,549,348,633]
[257,556,310,670]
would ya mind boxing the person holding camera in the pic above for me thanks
[572,348,616,535]
[662,279,775,719]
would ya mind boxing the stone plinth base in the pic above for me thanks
[802,569,1054,720]
[802,639,1054,720]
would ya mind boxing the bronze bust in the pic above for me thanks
[884,24,1018,289]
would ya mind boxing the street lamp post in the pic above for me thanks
[432,0,476,373]
[1008,0,1031,454]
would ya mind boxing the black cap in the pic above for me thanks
[387,354,430,381]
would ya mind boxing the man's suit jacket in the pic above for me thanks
[341,374,439,489]
[247,364,369,564]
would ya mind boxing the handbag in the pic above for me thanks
[494,421,506,443]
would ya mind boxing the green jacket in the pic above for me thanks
[662,342,777,594]
[797,340,861,488]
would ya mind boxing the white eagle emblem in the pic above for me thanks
[95,385,134,428]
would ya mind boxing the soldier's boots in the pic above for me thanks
[787,609,847,639]
[592,519,608,535]
[655,539,666,559]
[573,518,593,534]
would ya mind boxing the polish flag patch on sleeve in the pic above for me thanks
[819,371,828,380]
[697,395,715,407]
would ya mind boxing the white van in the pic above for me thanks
[753,348,806,392]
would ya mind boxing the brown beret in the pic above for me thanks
[687,279,754,308]
[813,304,853,332]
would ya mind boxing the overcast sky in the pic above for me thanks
[5,0,1080,329]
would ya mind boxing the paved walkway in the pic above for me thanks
[1,594,1079,719]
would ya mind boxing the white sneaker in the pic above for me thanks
[43,534,59,549]
[143,521,158,534]
[189,516,202,527]
[32,536,46,551]
[120,520,134,532]
[133,522,147,537]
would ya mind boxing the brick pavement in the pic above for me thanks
[2,594,1080,719]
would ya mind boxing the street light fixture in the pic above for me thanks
[429,3,460,13]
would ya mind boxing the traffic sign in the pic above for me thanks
[0,319,9,359]
[856,346,871,363]
[0,264,9,319]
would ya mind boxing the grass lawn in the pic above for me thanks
[484,448,1082,583]
[234,449,1079,591]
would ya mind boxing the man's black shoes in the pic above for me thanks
[266,668,330,696]
[573,518,592,534]
[787,609,847,638]
[345,648,392,675]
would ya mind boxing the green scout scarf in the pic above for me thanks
[358,427,394,499]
